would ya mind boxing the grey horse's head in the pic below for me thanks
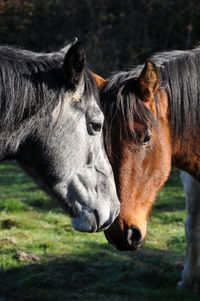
[0,39,120,232]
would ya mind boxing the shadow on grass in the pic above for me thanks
[0,242,198,301]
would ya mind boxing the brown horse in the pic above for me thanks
[99,48,200,290]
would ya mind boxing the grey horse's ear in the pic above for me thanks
[63,38,86,89]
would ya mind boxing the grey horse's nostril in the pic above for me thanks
[101,220,111,229]
[127,225,142,246]
[93,209,100,228]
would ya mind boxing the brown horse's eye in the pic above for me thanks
[142,135,151,145]
[142,129,152,146]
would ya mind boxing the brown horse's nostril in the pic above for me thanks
[127,225,143,250]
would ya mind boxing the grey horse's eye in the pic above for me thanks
[88,121,102,135]
[91,122,102,132]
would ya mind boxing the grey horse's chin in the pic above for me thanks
[71,214,97,233]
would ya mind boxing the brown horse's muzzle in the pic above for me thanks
[104,221,145,251]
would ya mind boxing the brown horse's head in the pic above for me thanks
[100,61,172,250]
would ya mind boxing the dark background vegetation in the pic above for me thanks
[0,0,199,76]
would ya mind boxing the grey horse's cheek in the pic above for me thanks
[47,104,119,233]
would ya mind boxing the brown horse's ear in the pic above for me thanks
[90,71,106,89]
[137,61,159,102]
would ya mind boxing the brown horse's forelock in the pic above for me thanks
[100,77,158,159]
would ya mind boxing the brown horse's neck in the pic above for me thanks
[172,135,200,181]
[156,88,200,181]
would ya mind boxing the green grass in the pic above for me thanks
[0,162,199,300]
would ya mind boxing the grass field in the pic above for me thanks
[0,161,199,301]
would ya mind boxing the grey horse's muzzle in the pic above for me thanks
[71,201,120,232]
[66,168,120,232]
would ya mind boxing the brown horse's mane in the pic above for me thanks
[100,47,200,156]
